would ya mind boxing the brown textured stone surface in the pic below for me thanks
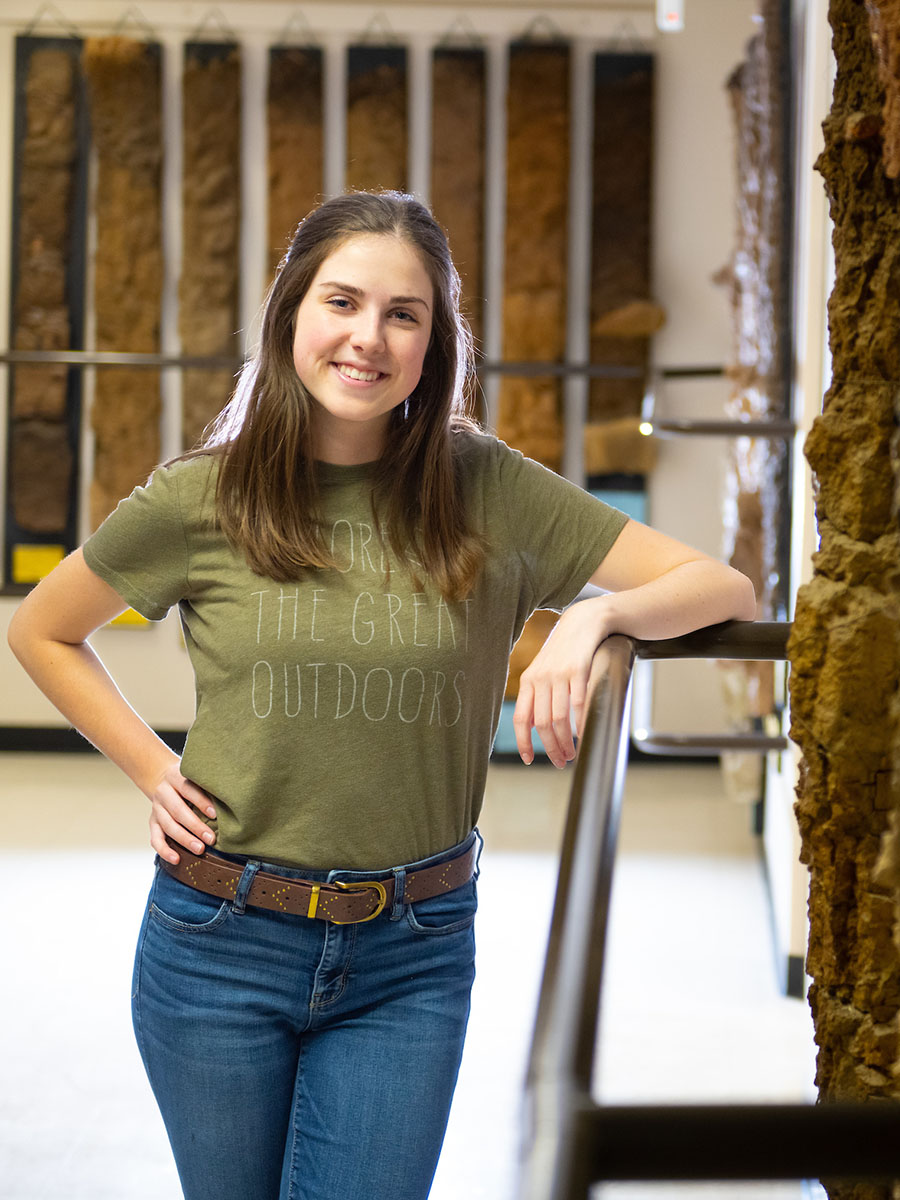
[10,42,79,534]
[346,46,407,194]
[267,47,323,278]
[788,6,900,1196]
[589,54,655,426]
[430,48,486,350]
[866,0,900,177]
[83,37,162,528]
[181,44,242,449]
[498,44,569,470]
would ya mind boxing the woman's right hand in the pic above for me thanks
[149,763,218,864]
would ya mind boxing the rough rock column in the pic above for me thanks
[788,8,900,1200]
[83,37,163,528]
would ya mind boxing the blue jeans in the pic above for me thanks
[131,832,480,1200]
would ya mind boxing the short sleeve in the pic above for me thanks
[82,460,198,620]
[492,439,629,611]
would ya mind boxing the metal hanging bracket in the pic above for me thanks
[24,3,81,38]
[275,10,320,48]
[356,11,400,45]
[436,16,483,49]
[111,7,158,42]
[187,7,236,43]
[516,14,566,43]
[600,18,652,54]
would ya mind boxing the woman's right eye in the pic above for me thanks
[327,297,352,310]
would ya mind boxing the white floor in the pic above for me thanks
[0,754,817,1200]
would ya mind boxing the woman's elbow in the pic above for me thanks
[6,592,55,668]
[728,567,757,621]
[7,602,35,666]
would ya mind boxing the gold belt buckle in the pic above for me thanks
[330,879,388,924]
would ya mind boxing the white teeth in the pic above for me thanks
[337,364,381,382]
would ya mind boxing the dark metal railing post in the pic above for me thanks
[518,635,635,1200]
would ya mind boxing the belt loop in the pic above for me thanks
[473,828,484,881]
[232,861,260,916]
[390,866,406,921]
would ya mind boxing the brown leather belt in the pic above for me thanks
[160,837,479,925]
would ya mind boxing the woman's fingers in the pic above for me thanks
[540,679,577,768]
[515,672,583,768]
[160,764,216,819]
[512,680,537,765]
[149,767,217,864]
[514,601,610,767]
[150,807,209,863]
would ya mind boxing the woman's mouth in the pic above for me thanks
[334,363,384,382]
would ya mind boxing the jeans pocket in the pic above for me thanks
[148,866,232,933]
[405,878,478,936]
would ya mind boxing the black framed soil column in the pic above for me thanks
[267,45,323,279]
[83,36,162,530]
[498,42,570,471]
[498,41,570,707]
[588,52,656,430]
[180,41,241,450]
[430,47,486,356]
[5,36,87,589]
[346,45,407,193]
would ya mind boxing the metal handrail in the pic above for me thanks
[520,634,635,1200]
[0,349,244,369]
[652,417,796,438]
[631,619,791,755]
[0,348,641,380]
[632,730,788,754]
[517,620,900,1199]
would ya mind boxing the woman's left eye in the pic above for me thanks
[392,309,417,323]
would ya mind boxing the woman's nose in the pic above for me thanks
[350,309,385,353]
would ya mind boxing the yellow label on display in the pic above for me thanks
[109,608,150,628]
[11,544,65,583]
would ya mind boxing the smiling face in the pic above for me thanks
[292,233,434,464]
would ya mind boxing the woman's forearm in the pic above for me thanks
[592,558,757,644]
[8,629,179,797]
[8,549,216,863]
[513,559,755,767]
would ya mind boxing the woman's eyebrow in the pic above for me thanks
[317,281,431,309]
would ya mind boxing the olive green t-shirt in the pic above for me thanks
[83,431,628,869]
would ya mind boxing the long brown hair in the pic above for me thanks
[199,190,485,602]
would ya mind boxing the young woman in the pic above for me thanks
[8,190,755,1200]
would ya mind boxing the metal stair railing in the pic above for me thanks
[516,620,900,1199]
